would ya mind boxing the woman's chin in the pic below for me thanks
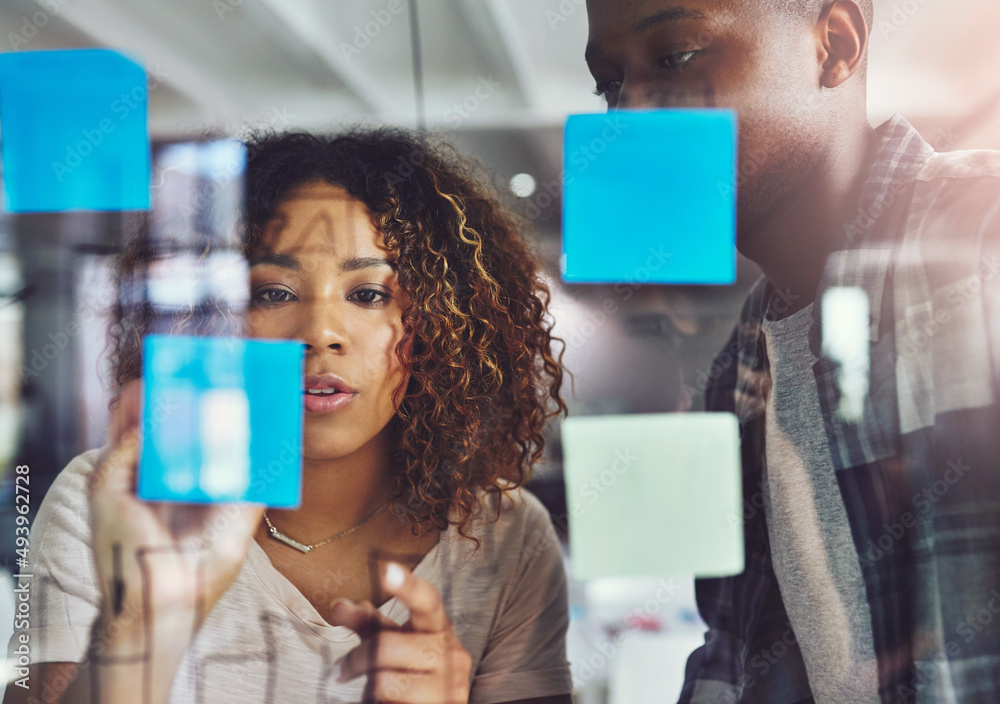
[300,446,360,463]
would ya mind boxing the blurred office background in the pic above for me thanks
[0,0,998,700]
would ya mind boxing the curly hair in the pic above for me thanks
[111,127,566,544]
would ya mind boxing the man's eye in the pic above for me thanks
[349,288,390,306]
[660,50,700,71]
[252,287,295,306]
[593,79,622,98]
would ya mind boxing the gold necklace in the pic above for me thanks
[263,498,390,554]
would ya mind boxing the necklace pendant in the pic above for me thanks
[267,526,313,553]
[262,497,390,555]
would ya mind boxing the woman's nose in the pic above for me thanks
[298,302,349,353]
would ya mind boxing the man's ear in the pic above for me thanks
[816,0,869,89]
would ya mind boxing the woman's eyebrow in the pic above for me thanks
[340,256,396,272]
[249,252,301,271]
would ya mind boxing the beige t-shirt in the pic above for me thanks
[17,449,572,703]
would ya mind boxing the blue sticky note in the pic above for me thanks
[139,336,304,507]
[562,109,737,285]
[562,413,744,579]
[0,49,150,212]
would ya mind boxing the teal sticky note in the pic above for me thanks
[562,413,743,579]
[0,49,150,212]
[139,335,304,507]
[562,109,737,285]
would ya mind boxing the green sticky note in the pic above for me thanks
[562,413,744,579]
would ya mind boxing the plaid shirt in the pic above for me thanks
[679,115,1000,704]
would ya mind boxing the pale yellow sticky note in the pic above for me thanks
[562,413,744,579]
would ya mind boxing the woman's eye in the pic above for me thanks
[660,50,700,71]
[349,288,390,306]
[252,287,295,306]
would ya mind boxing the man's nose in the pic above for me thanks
[615,79,661,110]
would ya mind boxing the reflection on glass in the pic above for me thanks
[821,287,870,422]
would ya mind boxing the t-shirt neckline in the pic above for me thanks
[244,528,446,644]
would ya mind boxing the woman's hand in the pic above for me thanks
[86,380,264,702]
[333,563,473,704]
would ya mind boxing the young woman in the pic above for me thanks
[11,129,571,704]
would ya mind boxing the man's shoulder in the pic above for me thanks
[906,147,1000,255]
[917,147,1000,184]
[913,148,1000,221]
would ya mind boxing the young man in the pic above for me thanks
[585,1,1000,702]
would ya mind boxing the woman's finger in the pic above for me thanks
[329,599,398,635]
[89,428,140,497]
[338,630,453,681]
[108,379,142,447]
[202,503,266,560]
[367,668,471,704]
[380,563,449,633]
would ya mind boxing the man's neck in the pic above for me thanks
[740,121,879,316]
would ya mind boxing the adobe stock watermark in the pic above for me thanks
[894,253,1000,362]
[50,63,171,183]
[20,321,80,383]
[339,0,406,63]
[545,0,586,31]
[896,585,1000,702]
[520,114,628,221]
[176,439,300,554]
[716,145,769,202]
[173,105,296,140]
[572,578,683,685]
[7,0,74,50]
[682,336,741,405]
[876,0,934,39]
[517,448,640,564]
[558,249,672,354]
[541,449,640,552]
[438,75,501,129]
[842,125,959,245]
[745,627,799,686]
[682,289,792,406]
[860,457,971,564]
[382,76,501,187]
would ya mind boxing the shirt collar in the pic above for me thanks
[748,116,935,354]
[836,114,935,251]
[809,115,935,348]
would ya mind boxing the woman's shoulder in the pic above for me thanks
[475,484,553,532]
[42,447,104,508]
[29,448,104,561]
[445,485,561,567]
[65,447,104,474]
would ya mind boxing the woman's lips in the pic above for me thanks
[303,389,357,414]
[303,373,358,414]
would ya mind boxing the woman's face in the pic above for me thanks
[248,181,408,461]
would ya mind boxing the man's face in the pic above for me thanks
[585,0,829,246]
